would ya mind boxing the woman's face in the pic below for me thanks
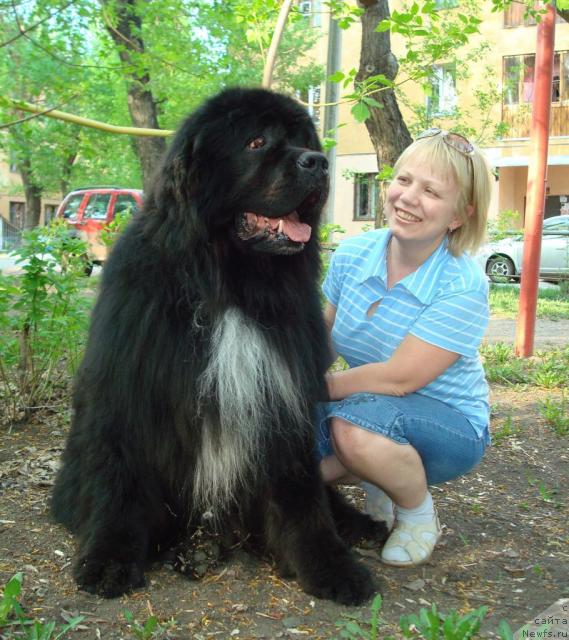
[385,159,463,251]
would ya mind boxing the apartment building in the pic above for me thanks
[0,153,60,247]
[312,1,569,237]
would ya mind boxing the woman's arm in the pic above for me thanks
[324,302,338,362]
[326,333,460,401]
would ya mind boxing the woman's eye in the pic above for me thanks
[247,136,266,150]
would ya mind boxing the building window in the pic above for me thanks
[9,201,26,229]
[503,52,568,105]
[504,3,563,27]
[298,85,321,126]
[298,0,321,27]
[44,204,58,225]
[354,174,379,221]
[427,63,457,116]
[504,2,537,27]
[434,0,458,9]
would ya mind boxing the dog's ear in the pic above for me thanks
[157,117,201,204]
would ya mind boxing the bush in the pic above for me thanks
[0,222,92,424]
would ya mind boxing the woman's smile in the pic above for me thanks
[395,208,422,224]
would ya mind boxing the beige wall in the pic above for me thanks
[0,155,61,226]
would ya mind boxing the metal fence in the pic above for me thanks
[0,217,22,252]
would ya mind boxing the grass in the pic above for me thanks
[489,283,569,319]
[480,343,569,389]
[0,573,84,639]
[539,394,569,436]
[334,594,516,640]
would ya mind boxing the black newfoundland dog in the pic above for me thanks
[51,88,386,605]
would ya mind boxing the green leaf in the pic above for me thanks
[497,620,515,640]
[351,101,371,122]
[328,70,345,83]
[375,19,392,32]
[3,573,23,599]
[362,96,382,108]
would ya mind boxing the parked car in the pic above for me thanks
[56,187,143,270]
[476,215,569,282]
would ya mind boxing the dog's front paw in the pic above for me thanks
[172,530,224,580]
[337,512,390,548]
[74,556,146,598]
[299,553,377,606]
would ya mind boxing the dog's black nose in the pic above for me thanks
[297,151,328,174]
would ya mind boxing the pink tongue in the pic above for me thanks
[245,211,311,243]
[280,212,311,243]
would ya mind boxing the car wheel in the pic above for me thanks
[487,256,515,283]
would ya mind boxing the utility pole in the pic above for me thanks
[515,2,556,357]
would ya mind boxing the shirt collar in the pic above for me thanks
[358,229,391,285]
[358,230,450,304]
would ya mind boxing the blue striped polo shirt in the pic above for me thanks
[323,228,490,441]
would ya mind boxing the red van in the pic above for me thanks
[57,187,143,267]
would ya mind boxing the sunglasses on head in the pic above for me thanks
[416,128,475,157]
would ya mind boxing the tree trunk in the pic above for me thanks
[357,0,412,227]
[102,0,166,189]
[18,156,42,229]
[60,146,78,196]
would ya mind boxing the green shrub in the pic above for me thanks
[0,222,92,423]
[0,573,83,639]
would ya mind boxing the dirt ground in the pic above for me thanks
[1,318,568,639]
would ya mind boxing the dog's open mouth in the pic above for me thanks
[236,211,312,255]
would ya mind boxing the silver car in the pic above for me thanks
[477,215,569,282]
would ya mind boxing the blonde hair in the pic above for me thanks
[392,132,493,256]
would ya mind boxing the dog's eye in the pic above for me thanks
[247,136,266,150]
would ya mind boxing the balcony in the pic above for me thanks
[501,102,569,138]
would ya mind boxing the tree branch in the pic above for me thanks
[0,96,173,137]
[0,0,77,49]
[262,0,294,88]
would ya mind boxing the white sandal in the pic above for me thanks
[380,510,441,567]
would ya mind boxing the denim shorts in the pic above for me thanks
[314,393,489,485]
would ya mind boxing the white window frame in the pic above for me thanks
[428,63,457,116]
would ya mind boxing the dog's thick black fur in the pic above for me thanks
[51,88,387,605]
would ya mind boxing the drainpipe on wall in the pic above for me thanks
[323,16,342,225]
[514,2,556,357]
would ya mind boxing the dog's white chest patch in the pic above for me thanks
[194,308,304,512]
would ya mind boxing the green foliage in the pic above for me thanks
[480,343,569,389]
[487,210,522,242]
[0,573,25,626]
[334,594,387,639]
[123,609,176,640]
[335,594,516,640]
[325,0,365,30]
[400,604,487,640]
[489,284,569,320]
[100,209,134,248]
[0,221,91,422]
[492,414,521,445]
[539,395,569,436]
[490,0,548,22]
[0,573,83,639]
[319,223,346,245]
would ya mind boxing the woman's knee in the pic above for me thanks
[330,418,405,465]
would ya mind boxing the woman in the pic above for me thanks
[318,129,493,567]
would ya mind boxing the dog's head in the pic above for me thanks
[154,88,329,256]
